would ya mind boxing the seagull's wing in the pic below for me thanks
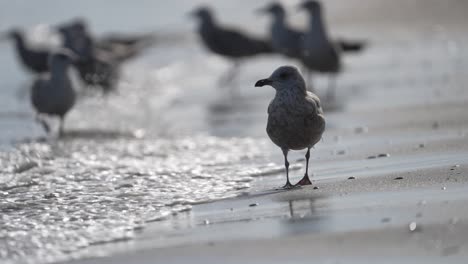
[305,91,323,114]
[214,27,272,57]
[304,92,326,132]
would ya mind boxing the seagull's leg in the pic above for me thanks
[296,148,312,186]
[229,61,241,99]
[36,114,50,134]
[58,116,65,138]
[326,75,337,100]
[282,148,294,189]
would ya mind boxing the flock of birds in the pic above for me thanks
[1,19,157,135]
[1,1,367,188]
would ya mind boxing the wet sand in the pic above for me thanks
[1,0,468,263]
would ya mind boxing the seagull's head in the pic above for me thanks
[257,3,285,17]
[255,66,306,92]
[0,28,22,42]
[190,6,213,22]
[57,18,87,37]
[299,0,322,13]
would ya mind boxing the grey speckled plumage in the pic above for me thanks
[255,66,325,188]
[31,50,77,136]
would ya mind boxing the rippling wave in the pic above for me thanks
[0,136,276,263]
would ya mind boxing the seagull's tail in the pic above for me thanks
[336,39,367,53]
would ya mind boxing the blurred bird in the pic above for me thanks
[57,22,120,94]
[57,19,156,63]
[0,29,50,74]
[259,2,366,58]
[260,1,366,96]
[190,6,273,91]
[255,66,325,188]
[299,0,363,99]
[98,32,157,54]
[257,3,304,59]
[31,50,77,136]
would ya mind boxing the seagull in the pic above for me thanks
[299,0,342,99]
[259,2,366,95]
[190,6,273,91]
[31,50,78,136]
[57,19,154,63]
[255,66,325,188]
[257,3,304,59]
[57,22,120,94]
[1,29,50,74]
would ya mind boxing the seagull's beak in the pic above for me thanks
[0,32,9,42]
[255,78,273,87]
[187,10,198,18]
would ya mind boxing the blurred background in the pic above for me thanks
[1,0,465,147]
[1,0,468,263]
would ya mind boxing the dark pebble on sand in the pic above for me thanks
[348,176,356,180]
[394,176,404,180]
[378,153,390,158]
[381,217,391,223]
[367,155,376,159]
[354,126,368,134]
[337,150,346,155]
[249,203,259,207]
[313,186,319,190]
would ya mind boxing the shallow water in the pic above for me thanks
[1,0,468,263]
[0,136,278,263]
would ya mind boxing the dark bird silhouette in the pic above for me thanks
[57,19,156,63]
[57,22,120,94]
[190,6,273,91]
[299,0,342,99]
[1,29,50,74]
[261,1,367,96]
[255,66,325,188]
[257,3,304,59]
[31,50,77,136]
[259,2,367,57]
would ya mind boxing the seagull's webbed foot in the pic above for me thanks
[295,175,312,186]
[282,181,295,189]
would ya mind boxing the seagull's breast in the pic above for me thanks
[267,94,325,150]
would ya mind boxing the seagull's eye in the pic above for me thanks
[279,72,289,80]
